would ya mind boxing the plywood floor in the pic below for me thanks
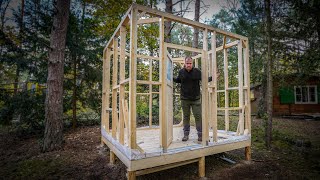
[134,126,243,153]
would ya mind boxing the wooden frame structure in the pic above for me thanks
[101,3,251,180]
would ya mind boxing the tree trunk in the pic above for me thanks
[14,0,24,95]
[192,0,200,56]
[265,0,273,149]
[165,0,172,43]
[72,55,77,129]
[43,0,71,152]
[257,78,266,118]
[14,69,19,94]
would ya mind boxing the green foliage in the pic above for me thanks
[252,125,266,149]
[136,96,149,119]
[0,91,45,135]
[208,9,235,32]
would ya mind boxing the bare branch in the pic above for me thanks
[0,0,11,30]
[172,0,185,7]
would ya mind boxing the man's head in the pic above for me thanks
[184,56,193,72]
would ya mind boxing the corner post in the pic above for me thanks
[159,16,168,151]
[110,151,115,164]
[211,31,218,142]
[129,6,138,149]
[199,156,205,177]
[245,146,251,161]
[201,28,209,146]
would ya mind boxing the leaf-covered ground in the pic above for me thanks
[1,117,319,179]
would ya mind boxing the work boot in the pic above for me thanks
[198,136,202,142]
[182,132,189,141]
[182,135,189,141]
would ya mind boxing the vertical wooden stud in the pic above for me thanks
[101,49,106,130]
[119,26,126,144]
[129,7,138,149]
[112,37,119,139]
[223,46,229,132]
[149,59,153,128]
[208,55,213,132]
[106,49,111,133]
[238,41,244,135]
[201,28,209,146]
[212,31,218,142]
[123,99,129,143]
[159,16,167,151]
[102,48,111,133]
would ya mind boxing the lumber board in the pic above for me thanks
[129,139,251,171]
[137,17,160,24]
[198,157,205,177]
[159,16,168,151]
[238,41,244,135]
[149,58,153,127]
[136,80,161,85]
[201,29,209,146]
[129,7,138,149]
[119,26,126,144]
[112,37,119,138]
[165,42,202,53]
[135,159,199,176]
[133,4,248,40]
[137,54,159,60]
[224,48,229,132]
[211,31,218,142]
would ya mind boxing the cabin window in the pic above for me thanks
[294,85,317,104]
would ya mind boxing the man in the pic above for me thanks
[173,56,216,142]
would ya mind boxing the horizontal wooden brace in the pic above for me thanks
[110,49,130,57]
[137,17,160,24]
[135,158,199,176]
[112,85,120,90]
[216,40,239,52]
[165,42,202,53]
[217,107,244,111]
[137,80,161,85]
[137,54,159,60]
[120,78,130,85]
[125,91,160,94]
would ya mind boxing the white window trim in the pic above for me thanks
[294,85,318,104]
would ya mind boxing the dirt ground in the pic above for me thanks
[0,117,319,179]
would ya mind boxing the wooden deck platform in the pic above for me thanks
[101,125,251,172]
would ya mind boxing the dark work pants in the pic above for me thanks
[181,99,202,137]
